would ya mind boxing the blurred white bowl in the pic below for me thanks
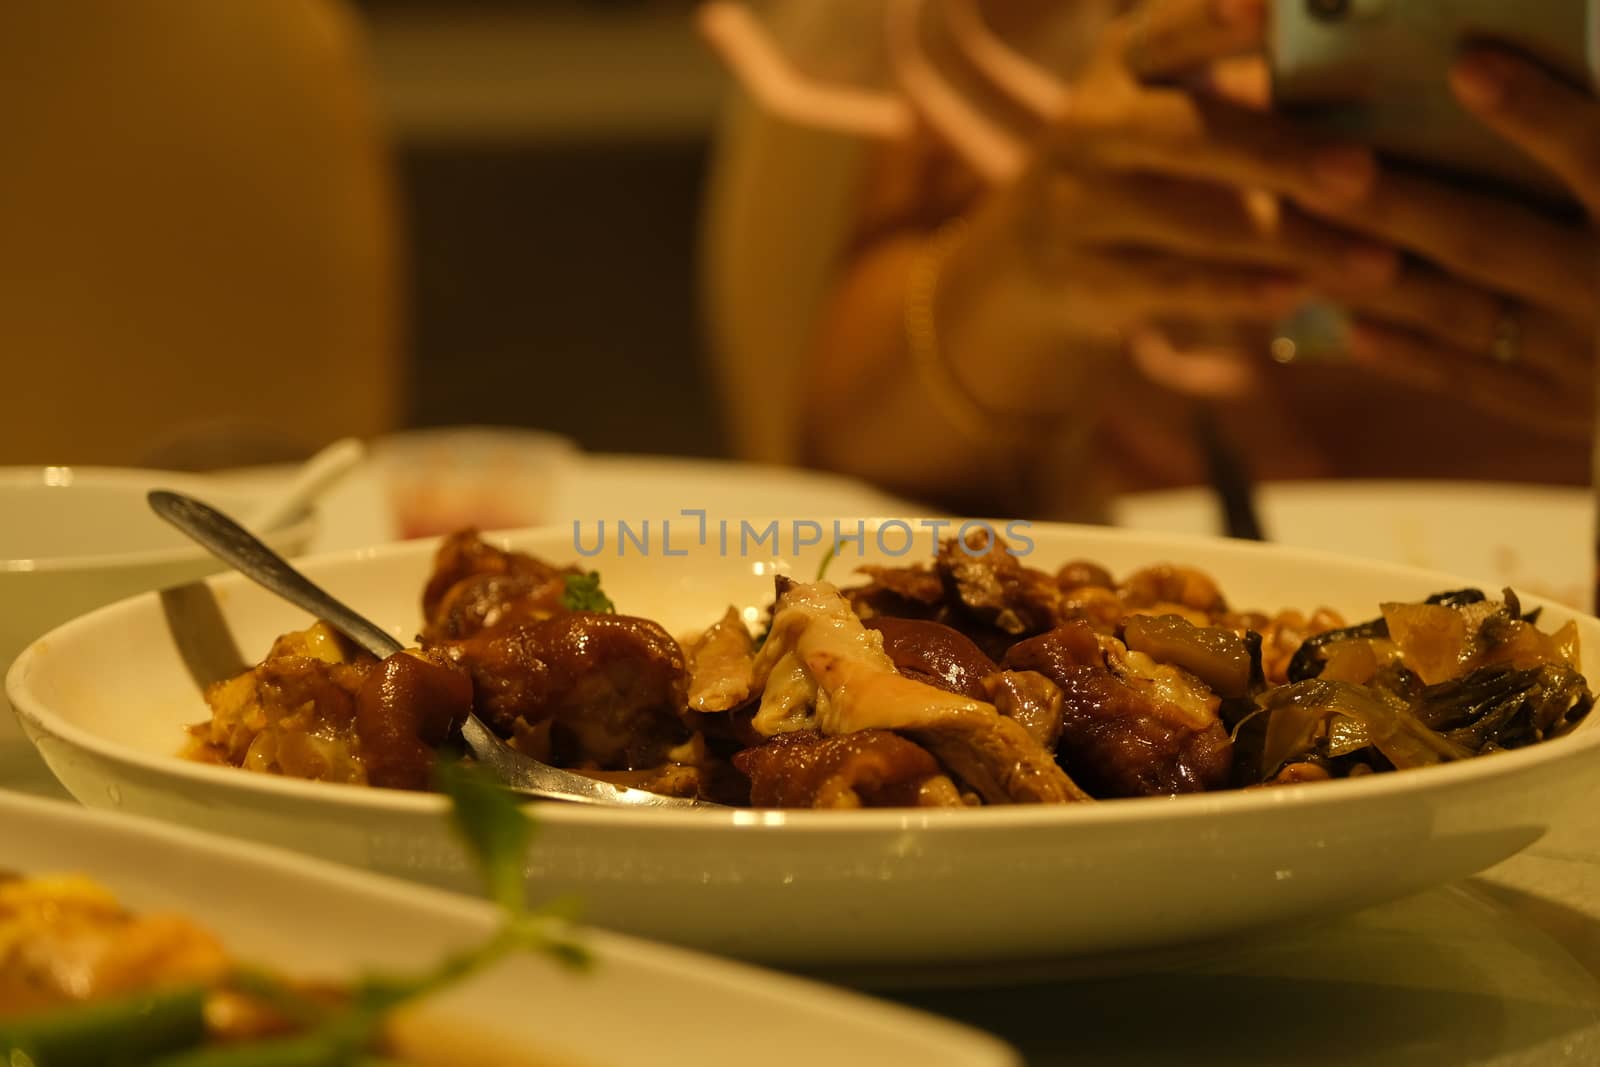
[0,466,316,766]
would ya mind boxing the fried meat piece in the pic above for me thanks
[0,877,231,1013]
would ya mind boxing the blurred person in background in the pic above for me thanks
[700,0,1600,520]
[0,0,401,469]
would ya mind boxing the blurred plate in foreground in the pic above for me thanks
[3,792,1017,1067]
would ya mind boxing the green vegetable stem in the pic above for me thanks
[0,985,208,1066]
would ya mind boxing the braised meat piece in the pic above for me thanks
[1005,622,1233,797]
[847,533,1065,658]
[1118,564,1228,618]
[733,730,964,808]
[191,624,471,791]
[936,527,1061,638]
[1057,560,1114,591]
[866,617,1067,750]
[981,670,1065,751]
[189,622,377,784]
[430,612,690,770]
[354,652,474,791]
[846,563,947,622]
[422,529,578,641]
[865,617,997,700]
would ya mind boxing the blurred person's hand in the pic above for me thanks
[803,0,1598,509]
[942,1,1600,442]
[1261,44,1600,443]
[808,0,1393,502]
[932,0,1399,417]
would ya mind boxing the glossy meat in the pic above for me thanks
[865,616,997,700]
[733,730,964,808]
[431,612,689,770]
[421,529,576,641]
[192,623,483,791]
[981,670,1065,750]
[354,652,474,790]
[1005,622,1233,797]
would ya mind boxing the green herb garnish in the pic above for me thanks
[815,546,836,583]
[561,572,615,613]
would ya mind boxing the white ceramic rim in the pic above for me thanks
[0,466,318,573]
[0,791,1019,1066]
[9,520,1600,834]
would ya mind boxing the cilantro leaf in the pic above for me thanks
[561,572,615,613]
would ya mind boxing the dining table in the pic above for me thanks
[4,448,1598,1066]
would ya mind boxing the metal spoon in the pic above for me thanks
[148,489,722,809]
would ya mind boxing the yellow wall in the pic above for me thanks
[0,0,402,468]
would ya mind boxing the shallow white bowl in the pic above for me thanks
[2,792,1012,1066]
[10,521,1600,969]
[0,466,316,755]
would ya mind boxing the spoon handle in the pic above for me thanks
[148,489,405,659]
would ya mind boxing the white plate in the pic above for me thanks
[1115,480,1592,608]
[10,521,1600,969]
[0,792,1014,1067]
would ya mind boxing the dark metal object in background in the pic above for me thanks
[1195,408,1266,542]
